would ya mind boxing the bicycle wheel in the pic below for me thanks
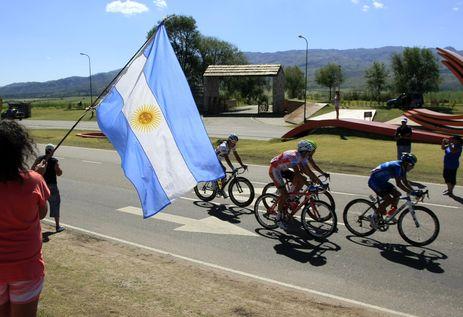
[315,191,335,212]
[254,193,279,229]
[397,206,440,247]
[194,181,217,202]
[262,182,278,195]
[228,177,255,207]
[343,199,377,237]
[263,183,335,213]
[301,200,337,239]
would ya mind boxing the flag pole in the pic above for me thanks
[51,15,174,154]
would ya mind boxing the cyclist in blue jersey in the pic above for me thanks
[368,153,417,225]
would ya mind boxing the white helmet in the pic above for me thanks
[228,133,239,142]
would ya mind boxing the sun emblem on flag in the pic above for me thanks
[130,104,162,133]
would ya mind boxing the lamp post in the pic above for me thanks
[298,35,308,123]
[338,64,342,91]
[80,53,93,107]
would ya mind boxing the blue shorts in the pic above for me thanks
[368,178,394,196]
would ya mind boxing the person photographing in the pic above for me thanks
[32,144,64,233]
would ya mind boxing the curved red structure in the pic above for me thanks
[406,110,463,127]
[403,109,463,135]
[282,119,446,144]
[437,48,463,86]
[76,132,107,139]
[410,108,463,120]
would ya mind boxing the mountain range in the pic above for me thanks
[0,46,461,99]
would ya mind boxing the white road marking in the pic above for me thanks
[118,206,257,236]
[42,219,418,317]
[82,160,102,164]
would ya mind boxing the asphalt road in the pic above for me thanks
[21,117,292,140]
[42,145,462,317]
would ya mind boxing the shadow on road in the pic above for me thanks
[193,201,253,224]
[449,193,463,205]
[42,231,59,243]
[256,228,341,266]
[346,235,447,273]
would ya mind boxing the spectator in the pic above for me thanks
[395,117,412,160]
[32,144,64,232]
[0,120,50,317]
[442,135,462,196]
[333,91,341,119]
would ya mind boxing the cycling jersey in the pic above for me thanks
[215,141,236,160]
[270,150,309,171]
[269,150,309,187]
[368,160,405,195]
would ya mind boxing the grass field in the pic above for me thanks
[29,129,456,184]
[7,91,461,123]
[30,107,96,121]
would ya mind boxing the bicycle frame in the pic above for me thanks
[372,190,429,226]
[281,186,326,219]
[216,167,247,190]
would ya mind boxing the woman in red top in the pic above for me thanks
[0,120,50,317]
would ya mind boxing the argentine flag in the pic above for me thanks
[96,24,224,218]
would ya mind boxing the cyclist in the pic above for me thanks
[215,134,247,197]
[269,140,324,229]
[368,153,417,228]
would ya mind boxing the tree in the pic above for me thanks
[365,62,389,103]
[284,66,305,99]
[147,15,256,104]
[315,63,343,100]
[391,47,440,94]
[198,36,246,68]
[148,15,202,88]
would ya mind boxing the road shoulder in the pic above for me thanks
[40,223,383,317]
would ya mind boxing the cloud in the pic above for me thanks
[154,0,167,9]
[106,0,149,15]
[362,4,370,11]
[453,6,460,11]
[351,0,359,4]
[372,1,384,9]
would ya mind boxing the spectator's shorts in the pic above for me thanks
[0,276,44,305]
[368,178,394,197]
[47,184,61,218]
[443,168,457,185]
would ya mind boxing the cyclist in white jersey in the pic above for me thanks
[215,134,247,196]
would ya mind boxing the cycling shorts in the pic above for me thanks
[269,167,294,188]
[0,276,44,305]
[368,178,394,196]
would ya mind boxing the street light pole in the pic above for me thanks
[298,35,308,123]
[80,53,93,107]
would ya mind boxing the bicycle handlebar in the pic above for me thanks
[318,173,330,183]
[226,166,247,175]
[402,188,429,203]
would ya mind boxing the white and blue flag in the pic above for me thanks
[96,24,224,218]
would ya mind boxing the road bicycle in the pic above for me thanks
[343,189,439,246]
[254,184,337,239]
[194,167,255,207]
[261,174,335,220]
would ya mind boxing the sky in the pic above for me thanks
[0,0,462,86]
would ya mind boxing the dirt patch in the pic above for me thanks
[39,224,389,317]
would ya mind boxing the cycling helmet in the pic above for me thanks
[307,139,317,151]
[228,133,239,142]
[401,153,417,165]
[297,140,315,153]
